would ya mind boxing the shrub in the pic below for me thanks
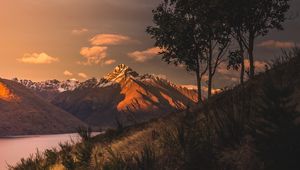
[254,72,300,170]
[59,142,76,170]
[9,151,44,170]
[159,110,216,170]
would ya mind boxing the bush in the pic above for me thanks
[59,142,76,170]
[44,148,59,168]
[103,144,159,170]
[254,72,300,170]
[9,151,44,170]
[159,110,216,170]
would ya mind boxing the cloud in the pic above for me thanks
[72,28,89,35]
[79,46,108,65]
[218,59,268,75]
[63,70,73,76]
[181,85,221,94]
[78,72,88,79]
[181,85,198,90]
[128,47,162,62]
[90,34,131,46]
[104,59,116,65]
[152,74,167,79]
[18,52,59,64]
[257,40,297,49]
[244,59,268,72]
[216,59,268,84]
[201,86,222,94]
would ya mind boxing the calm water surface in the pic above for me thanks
[0,133,81,169]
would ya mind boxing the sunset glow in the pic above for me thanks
[0,0,298,89]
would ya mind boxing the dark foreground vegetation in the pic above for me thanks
[10,48,300,170]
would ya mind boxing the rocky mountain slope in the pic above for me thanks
[51,64,197,127]
[0,78,86,136]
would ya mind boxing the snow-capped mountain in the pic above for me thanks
[14,78,80,100]
[14,78,80,92]
[51,64,197,127]
[14,64,197,127]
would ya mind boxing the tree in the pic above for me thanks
[227,0,291,79]
[195,0,231,97]
[147,0,232,101]
[225,0,248,84]
[147,0,208,103]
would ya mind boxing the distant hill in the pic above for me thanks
[51,64,197,127]
[0,78,86,136]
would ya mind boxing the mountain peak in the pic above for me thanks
[104,64,139,82]
[114,64,131,73]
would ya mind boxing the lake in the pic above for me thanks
[0,133,82,169]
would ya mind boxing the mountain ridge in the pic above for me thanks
[49,64,197,127]
[15,64,197,102]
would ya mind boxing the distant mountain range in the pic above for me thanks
[0,64,197,135]
[13,78,80,101]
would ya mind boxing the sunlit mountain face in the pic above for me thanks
[0,81,19,102]
[16,64,197,127]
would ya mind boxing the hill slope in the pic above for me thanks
[0,78,86,136]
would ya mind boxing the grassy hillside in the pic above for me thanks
[10,48,300,170]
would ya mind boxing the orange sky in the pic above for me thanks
[0,0,299,88]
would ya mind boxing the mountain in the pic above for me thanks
[14,78,80,101]
[51,64,197,127]
[0,78,86,136]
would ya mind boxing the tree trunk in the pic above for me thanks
[207,74,212,98]
[238,40,245,84]
[240,55,245,84]
[208,41,213,98]
[248,33,255,79]
[196,69,202,104]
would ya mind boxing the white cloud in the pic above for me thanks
[257,40,297,49]
[216,59,268,84]
[79,46,108,65]
[78,72,88,79]
[218,59,268,75]
[104,59,116,65]
[128,47,162,62]
[244,59,268,72]
[181,85,221,94]
[72,28,88,35]
[90,34,131,46]
[181,85,198,90]
[18,52,59,64]
[153,74,167,79]
[63,70,73,76]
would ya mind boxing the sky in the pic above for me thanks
[0,0,299,90]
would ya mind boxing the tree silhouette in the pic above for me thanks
[147,0,231,100]
[147,0,208,103]
[195,0,231,98]
[226,0,291,79]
